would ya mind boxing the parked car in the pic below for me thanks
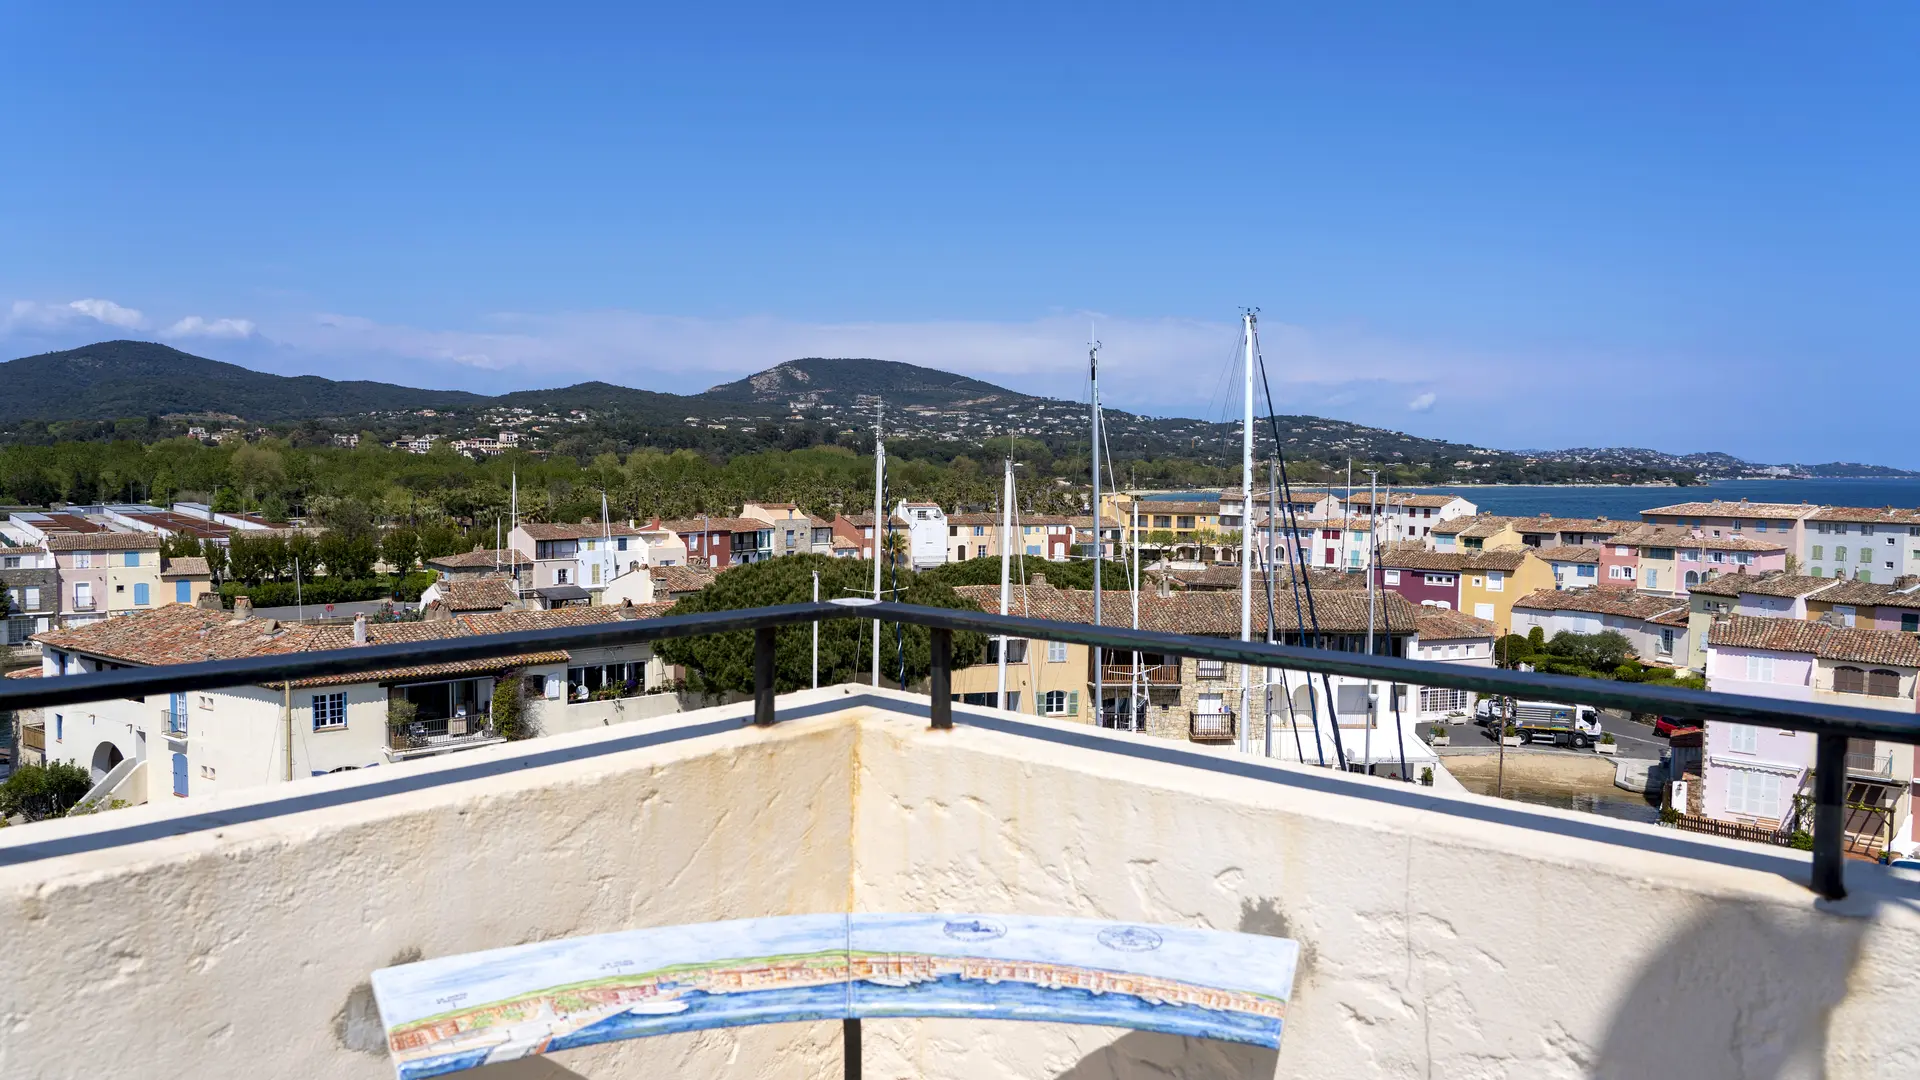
[1652,716,1686,737]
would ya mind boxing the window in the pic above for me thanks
[124,551,140,567]
[568,662,643,700]
[1755,521,1768,532]
[1384,569,1401,585]
[1833,666,1865,694]
[1725,767,1783,820]
[176,580,191,603]
[1867,669,1901,697]
[1471,576,1483,587]
[199,764,216,780]
[1419,687,1472,713]
[556,568,569,584]
[1046,640,1067,663]
[1042,690,1078,716]
[1424,573,1454,586]
[24,587,39,609]
[1835,546,1847,562]
[1661,628,1675,655]
[1744,655,1776,683]
[1812,545,1823,560]
[1811,567,1824,577]
[1615,545,1630,556]
[1176,516,1195,530]
[1903,613,1919,633]
[1728,723,1758,753]
[55,713,62,741]
[74,582,92,609]
[166,692,189,735]
[986,639,1028,664]
[1862,525,1877,536]
[1645,570,1658,590]
[312,692,347,730]
[1197,659,1225,679]
[133,583,149,606]
[74,552,92,569]
[1859,571,1872,583]
[1486,571,1504,592]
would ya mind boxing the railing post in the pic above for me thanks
[753,626,776,727]
[1812,732,1848,901]
[930,627,952,729]
[843,1016,862,1080]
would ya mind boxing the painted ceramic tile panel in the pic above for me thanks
[371,913,1297,1078]
[849,913,1295,1048]
[372,914,852,1079]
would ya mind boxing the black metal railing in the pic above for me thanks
[7,598,1920,902]
[1188,709,1235,742]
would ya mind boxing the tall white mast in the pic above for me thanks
[997,454,1014,709]
[872,401,885,688]
[1366,468,1379,775]
[1129,491,1141,732]
[1090,339,1103,727]
[1239,311,1256,755]
[509,471,520,599]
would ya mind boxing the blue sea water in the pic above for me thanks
[849,973,1283,1047]
[1148,478,1920,520]
[394,977,1281,1076]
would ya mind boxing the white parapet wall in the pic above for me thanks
[3,685,1919,1079]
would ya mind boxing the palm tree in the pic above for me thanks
[879,530,911,569]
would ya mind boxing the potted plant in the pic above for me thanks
[1419,766,1434,787]
[1595,732,1618,756]
[1500,722,1522,747]
[1429,724,1450,747]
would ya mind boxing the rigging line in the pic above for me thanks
[1257,461,1306,764]
[1255,328,1345,771]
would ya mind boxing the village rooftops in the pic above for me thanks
[1808,506,1920,525]
[1511,587,1690,623]
[952,579,1421,636]
[32,602,658,688]
[516,521,645,541]
[1339,492,1465,510]
[1533,544,1602,564]
[1702,572,1838,599]
[1156,564,1361,593]
[650,563,718,596]
[659,517,762,534]
[1127,501,1218,516]
[1707,613,1920,668]
[1640,499,1822,519]
[1512,515,1619,535]
[427,547,534,571]
[1375,542,1529,573]
[1410,607,1499,642]
[429,576,519,613]
[1800,577,1920,610]
[1602,524,1788,552]
[1431,514,1513,538]
[159,557,211,579]
[44,531,162,552]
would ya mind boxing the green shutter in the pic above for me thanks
[1067,691,1079,717]
[1812,546,1823,560]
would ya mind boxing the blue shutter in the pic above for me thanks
[176,580,191,603]
[172,753,189,797]
[125,551,139,567]
[134,583,150,606]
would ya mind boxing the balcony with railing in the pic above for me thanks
[1845,750,1895,778]
[1099,662,1181,686]
[1189,708,1235,742]
[386,715,503,759]
[5,601,1920,1077]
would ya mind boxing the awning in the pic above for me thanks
[536,585,591,602]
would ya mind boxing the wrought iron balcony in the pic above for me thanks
[1189,709,1235,742]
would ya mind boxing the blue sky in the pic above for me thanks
[2,4,1914,464]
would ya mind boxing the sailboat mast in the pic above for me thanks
[510,471,520,599]
[1239,311,1256,755]
[1366,468,1378,775]
[872,401,885,688]
[1090,340,1103,727]
[998,454,1013,710]
[1130,493,1141,732]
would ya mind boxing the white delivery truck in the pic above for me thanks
[1510,700,1604,749]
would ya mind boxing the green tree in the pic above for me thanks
[381,525,422,573]
[1544,630,1635,670]
[656,555,986,694]
[0,762,95,821]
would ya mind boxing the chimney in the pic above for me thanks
[1031,573,1047,588]
[353,613,369,644]
[232,595,253,621]
[196,591,224,611]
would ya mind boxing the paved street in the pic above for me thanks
[1448,706,1666,761]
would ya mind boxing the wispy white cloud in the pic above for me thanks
[1407,392,1437,412]
[165,315,257,339]
[66,298,146,329]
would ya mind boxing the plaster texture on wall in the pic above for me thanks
[3,686,1919,1079]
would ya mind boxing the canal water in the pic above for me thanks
[1452,774,1662,824]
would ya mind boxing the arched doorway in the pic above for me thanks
[90,741,124,783]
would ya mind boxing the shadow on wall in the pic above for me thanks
[1592,901,1871,1079]
[1052,896,1294,1079]
[471,1058,590,1079]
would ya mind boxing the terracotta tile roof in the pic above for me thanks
[1341,492,1467,509]
[1377,543,1468,572]
[1412,608,1499,641]
[1805,578,1920,610]
[951,581,1420,635]
[1686,574,1747,599]
[45,532,161,551]
[946,512,1002,526]
[1131,501,1218,516]
[1511,587,1689,622]
[1708,614,1920,667]
[1462,550,1529,572]
[517,522,644,541]
[1808,506,1920,525]
[1640,500,1821,519]
[30,602,653,689]
[1534,544,1601,564]
[658,518,749,534]
[1714,572,1837,598]
[1160,564,1360,592]
[1433,515,1514,538]
[431,576,518,612]
[428,547,533,570]
[4,667,42,678]
[1513,515,1621,535]
[650,564,717,595]
[160,556,211,578]
[1603,523,1787,553]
